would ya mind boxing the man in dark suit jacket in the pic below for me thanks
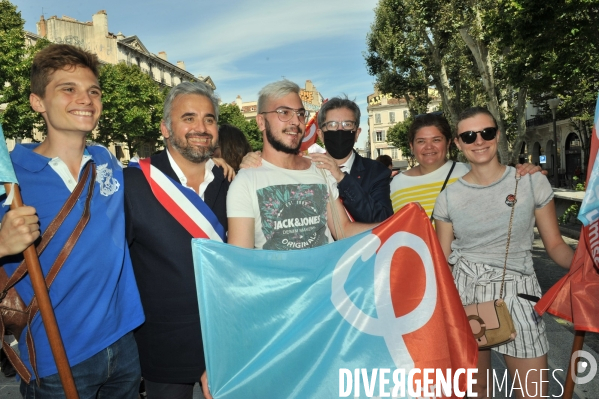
[124,81,227,399]
[310,97,393,223]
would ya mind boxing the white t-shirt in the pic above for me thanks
[227,159,338,250]
[390,160,470,218]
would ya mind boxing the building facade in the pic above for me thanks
[520,103,585,187]
[8,10,215,159]
[35,11,214,90]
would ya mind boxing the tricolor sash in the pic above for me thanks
[128,158,226,242]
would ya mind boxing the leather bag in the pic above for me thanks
[463,172,520,349]
[464,299,516,348]
[0,162,95,383]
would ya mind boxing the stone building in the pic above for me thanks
[520,103,584,188]
[234,80,323,122]
[35,11,214,90]
[366,89,441,171]
[9,10,215,160]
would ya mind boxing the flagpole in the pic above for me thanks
[563,330,586,399]
[5,183,79,399]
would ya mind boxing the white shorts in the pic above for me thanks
[453,258,549,358]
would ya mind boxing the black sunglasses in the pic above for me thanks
[458,127,498,144]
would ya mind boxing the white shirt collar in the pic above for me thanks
[338,151,356,173]
[48,153,93,192]
[166,149,215,200]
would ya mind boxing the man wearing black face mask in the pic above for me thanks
[309,97,393,223]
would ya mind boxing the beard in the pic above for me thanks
[166,131,216,163]
[265,118,302,155]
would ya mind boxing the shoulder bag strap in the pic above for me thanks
[25,163,96,383]
[1,162,94,292]
[499,171,520,299]
[430,161,457,222]
[1,162,95,384]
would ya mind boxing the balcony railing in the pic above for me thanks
[526,116,553,128]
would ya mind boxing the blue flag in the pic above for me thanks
[0,124,19,198]
[193,204,477,398]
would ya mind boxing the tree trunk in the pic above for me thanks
[459,21,509,163]
[510,87,529,165]
[424,31,459,129]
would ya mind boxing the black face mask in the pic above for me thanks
[323,130,356,160]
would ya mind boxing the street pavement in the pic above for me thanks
[0,230,596,398]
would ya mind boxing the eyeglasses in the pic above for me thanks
[260,107,310,123]
[322,120,357,131]
[458,127,498,144]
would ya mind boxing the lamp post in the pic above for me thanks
[547,98,560,188]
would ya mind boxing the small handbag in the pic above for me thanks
[463,173,519,349]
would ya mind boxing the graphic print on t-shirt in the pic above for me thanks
[258,183,329,250]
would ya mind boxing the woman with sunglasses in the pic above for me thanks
[434,107,573,398]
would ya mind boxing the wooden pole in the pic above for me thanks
[5,183,79,399]
[563,330,586,399]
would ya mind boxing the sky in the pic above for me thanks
[13,0,380,148]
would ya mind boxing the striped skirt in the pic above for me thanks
[452,257,549,358]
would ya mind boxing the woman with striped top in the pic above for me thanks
[390,114,469,218]
[390,113,543,219]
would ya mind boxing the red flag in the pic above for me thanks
[535,93,599,332]
[300,111,319,152]
[375,203,479,394]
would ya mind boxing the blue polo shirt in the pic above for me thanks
[3,144,144,379]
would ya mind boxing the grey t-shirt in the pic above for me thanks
[433,166,553,275]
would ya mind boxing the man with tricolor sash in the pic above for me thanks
[124,81,228,399]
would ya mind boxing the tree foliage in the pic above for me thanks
[0,0,24,88]
[386,118,415,167]
[97,62,165,157]
[366,0,599,164]
[1,38,51,139]
[491,0,599,162]
[0,1,50,139]
[218,103,263,151]
[365,0,486,127]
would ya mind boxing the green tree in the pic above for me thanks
[0,1,51,139]
[365,0,485,127]
[386,118,415,167]
[1,38,51,139]
[97,62,165,157]
[0,0,24,88]
[490,0,599,163]
[218,103,263,151]
[367,0,599,165]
